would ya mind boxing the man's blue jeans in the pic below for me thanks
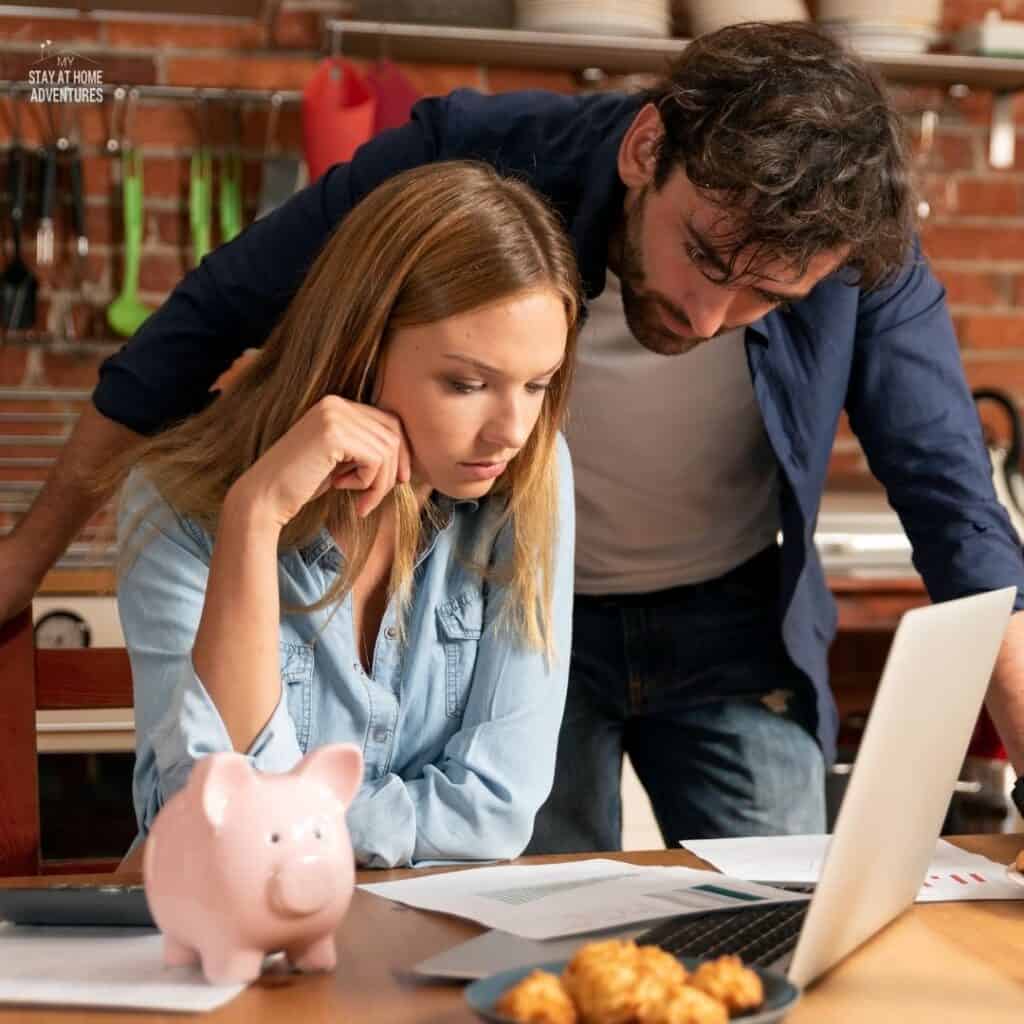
[528,546,826,853]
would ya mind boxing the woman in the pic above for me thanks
[116,162,580,868]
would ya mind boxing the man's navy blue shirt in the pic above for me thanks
[95,89,1024,763]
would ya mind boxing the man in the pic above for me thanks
[4,23,1024,850]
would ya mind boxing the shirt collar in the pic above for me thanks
[571,93,644,301]
[297,492,480,569]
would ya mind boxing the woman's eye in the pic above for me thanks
[449,380,483,394]
[526,382,551,394]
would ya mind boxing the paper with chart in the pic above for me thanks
[358,858,806,940]
[0,924,246,1012]
[680,835,1024,902]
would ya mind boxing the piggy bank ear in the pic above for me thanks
[295,743,364,810]
[189,752,253,829]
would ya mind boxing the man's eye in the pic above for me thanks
[686,245,707,266]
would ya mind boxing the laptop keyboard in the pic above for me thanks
[634,902,808,967]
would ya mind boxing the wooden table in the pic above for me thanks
[2,834,1022,1023]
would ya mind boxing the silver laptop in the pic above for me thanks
[414,587,1016,985]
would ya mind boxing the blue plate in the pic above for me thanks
[465,956,801,1023]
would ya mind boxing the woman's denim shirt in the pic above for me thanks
[117,436,574,868]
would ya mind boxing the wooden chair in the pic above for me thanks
[0,608,133,876]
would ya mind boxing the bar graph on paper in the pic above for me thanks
[917,869,1023,902]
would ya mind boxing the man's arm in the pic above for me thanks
[0,403,140,621]
[988,612,1024,773]
[845,241,1024,765]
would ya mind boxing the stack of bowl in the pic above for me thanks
[515,1,672,38]
[683,0,809,38]
[816,0,942,53]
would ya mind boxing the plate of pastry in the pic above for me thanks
[465,939,800,1024]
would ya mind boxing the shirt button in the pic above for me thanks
[385,626,398,640]
[372,726,388,743]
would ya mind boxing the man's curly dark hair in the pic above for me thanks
[647,22,915,290]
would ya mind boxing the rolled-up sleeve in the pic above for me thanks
[847,239,1024,607]
[344,435,576,867]
[117,473,303,837]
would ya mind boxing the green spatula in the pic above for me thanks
[106,148,153,337]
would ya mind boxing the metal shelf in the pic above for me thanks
[325,19,1024,89]
[325,20,1024,167]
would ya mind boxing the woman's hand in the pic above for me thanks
[228,396,413,529]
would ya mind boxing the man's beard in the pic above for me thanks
[615,188,717,357]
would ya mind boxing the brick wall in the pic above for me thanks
[0,0,1021,553]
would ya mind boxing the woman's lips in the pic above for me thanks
[458,461,508,481]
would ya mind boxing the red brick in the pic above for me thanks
[954,313,1024,349]
[0,17,102,44]
[136,251,188,294]
[165,55,317,91]
[0,439,63,461]
[955,179,1024,217]
[390,61,482,97]
[270,10,322,51]
[908,131,978,174]
[487,67,577,95]
[103,18,264,51]
[38,351,103,389]
[136,156,191,200]
[0,348,28,388]
[963,358,1024,395]
[933,268,1010,307]
[921,223,1024,262]
[0,467,50,483]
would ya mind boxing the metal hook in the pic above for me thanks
[264,91,282,157]
[105,86,127,155]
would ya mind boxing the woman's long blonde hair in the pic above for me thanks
[116,161,581,655]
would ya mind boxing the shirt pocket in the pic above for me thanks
[436,591,484,719]
[280,640,315,752]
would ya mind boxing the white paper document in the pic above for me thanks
[680,835,1024,903]
[0,924,245,1012]
[358,858,805,940]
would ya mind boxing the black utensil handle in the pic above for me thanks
[40,145,57,220]
[68,148,86,239]
[8,144,25,225]
[973,388,1023,468]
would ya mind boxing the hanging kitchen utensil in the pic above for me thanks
[219,102,244,243]
[106,148,153,337]
[190,94,213,265]
[62,105,94,341]
[973,388,1024,539]
[35,141,57,268]
[255,92,304,221]
[301,43,376,182]
[366,59,421,134]
[1,94,38,331]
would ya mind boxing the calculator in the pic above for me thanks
[0,883,155,927]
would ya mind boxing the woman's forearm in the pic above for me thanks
[192,486,284,753]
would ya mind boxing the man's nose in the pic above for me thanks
[684,283,732,340]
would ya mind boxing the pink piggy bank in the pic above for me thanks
[143,743,363,985]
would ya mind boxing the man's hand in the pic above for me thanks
[986,609,1024,775]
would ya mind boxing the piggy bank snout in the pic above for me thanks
[270,856,341,917]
